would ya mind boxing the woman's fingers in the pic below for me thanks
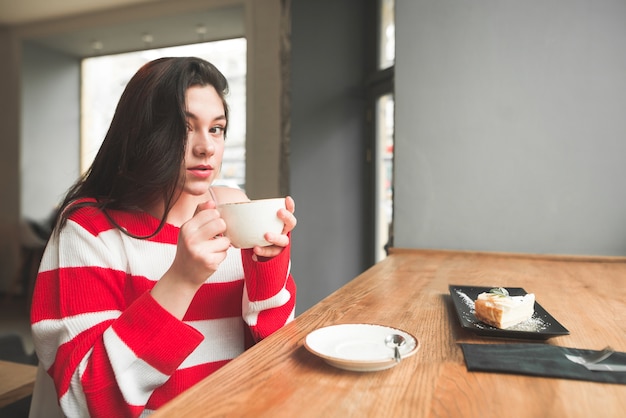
[285,196,295,213]
[278,196,297,235]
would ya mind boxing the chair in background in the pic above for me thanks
[6,219,50,309]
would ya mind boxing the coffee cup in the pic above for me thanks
[217,198,285,248]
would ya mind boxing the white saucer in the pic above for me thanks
[304,323,420,372]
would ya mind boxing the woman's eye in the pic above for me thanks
[209,126,225,135]
[186,123,193,132]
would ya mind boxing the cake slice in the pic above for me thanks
[474,287,535,329]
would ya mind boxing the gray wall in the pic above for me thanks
[395,0,626,256]
[290,0,368,313]
[21,42,80,222]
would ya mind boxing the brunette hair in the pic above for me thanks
[55,56,229,237]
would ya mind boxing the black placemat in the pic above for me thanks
[460,343,626,385]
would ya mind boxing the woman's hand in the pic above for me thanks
[173,200,231,282]
[252,196,297,260]
[151,200,230,318]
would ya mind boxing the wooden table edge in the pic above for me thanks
[0,360,38,408]
[388,247,626,263]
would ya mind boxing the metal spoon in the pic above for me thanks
[385,334,406,363]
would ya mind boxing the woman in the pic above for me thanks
[30,57,297,417]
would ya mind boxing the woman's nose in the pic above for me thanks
[193,132,215,156]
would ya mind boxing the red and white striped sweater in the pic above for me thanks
[30,205,296,417]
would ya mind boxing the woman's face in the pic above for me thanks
[180,85,227,197]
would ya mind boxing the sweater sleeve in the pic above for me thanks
[240,236,297,343]
[31,217,203,418]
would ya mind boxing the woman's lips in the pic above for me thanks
[188,165,213,179]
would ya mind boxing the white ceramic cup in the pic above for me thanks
[217,198,286,249]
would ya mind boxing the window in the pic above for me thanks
[374,93,394,262]
[371,0,395,262]
[81,38,247,189]
[379,0,395,70]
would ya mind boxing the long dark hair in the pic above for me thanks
[55,56,229,238]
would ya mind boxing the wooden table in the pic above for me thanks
[0,360,37,408]
[152,249,626,418]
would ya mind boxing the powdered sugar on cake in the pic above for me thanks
[454,288,549,332]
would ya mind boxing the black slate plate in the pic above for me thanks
[449,285,570,340]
